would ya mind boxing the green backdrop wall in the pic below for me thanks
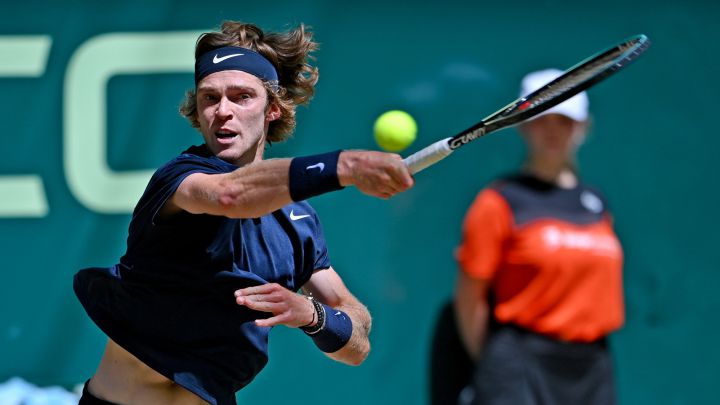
[1,1,718,404]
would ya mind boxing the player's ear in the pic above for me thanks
[266,103,281,122]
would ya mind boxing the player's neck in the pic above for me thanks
[234,138,267,166]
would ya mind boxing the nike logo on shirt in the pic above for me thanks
[213,53,244,64]
[290,209,310,221]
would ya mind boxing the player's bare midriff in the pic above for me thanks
[88,339,210,405]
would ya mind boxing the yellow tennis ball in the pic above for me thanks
[373,110,417,152]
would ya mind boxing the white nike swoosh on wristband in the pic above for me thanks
[290,209,310,221]
[213,53,244,64]
[306,162,325,173]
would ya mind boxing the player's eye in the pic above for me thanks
[201,93,219,103]
[237,93,252,102]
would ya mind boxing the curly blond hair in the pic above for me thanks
[179,21,319,142]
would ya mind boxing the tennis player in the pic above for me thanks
[74,21,413,405]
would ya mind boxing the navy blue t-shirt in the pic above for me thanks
[74,145,331,405]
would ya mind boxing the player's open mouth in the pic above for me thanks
[215,131,238,140]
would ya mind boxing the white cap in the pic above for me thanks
[520,68,589,122]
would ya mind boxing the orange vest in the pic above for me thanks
[456,175,624,342]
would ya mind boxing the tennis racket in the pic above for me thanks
[403,34,651,174]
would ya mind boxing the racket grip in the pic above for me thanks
[403,138,454,174]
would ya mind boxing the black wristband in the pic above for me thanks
[288,150,344,201]
[300,296,326,335]
[307,304,353,353]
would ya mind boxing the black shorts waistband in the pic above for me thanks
[78,380,120,405]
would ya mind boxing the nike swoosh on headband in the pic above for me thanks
[213,53,244,64]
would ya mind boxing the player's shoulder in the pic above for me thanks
[175,144,234,168]
[155,144,235,176]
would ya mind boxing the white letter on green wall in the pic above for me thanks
[0,36,51,217]
[64,31,201,213]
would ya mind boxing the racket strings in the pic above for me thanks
[466,36,649,130]
[520,39,645,113]
[525,55,619,108]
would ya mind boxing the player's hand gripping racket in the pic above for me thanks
[403,34,651,174]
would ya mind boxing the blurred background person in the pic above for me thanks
[431,68,625,405]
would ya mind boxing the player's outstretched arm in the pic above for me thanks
[163,150,414,219]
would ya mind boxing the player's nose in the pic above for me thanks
[215,97,233,119]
